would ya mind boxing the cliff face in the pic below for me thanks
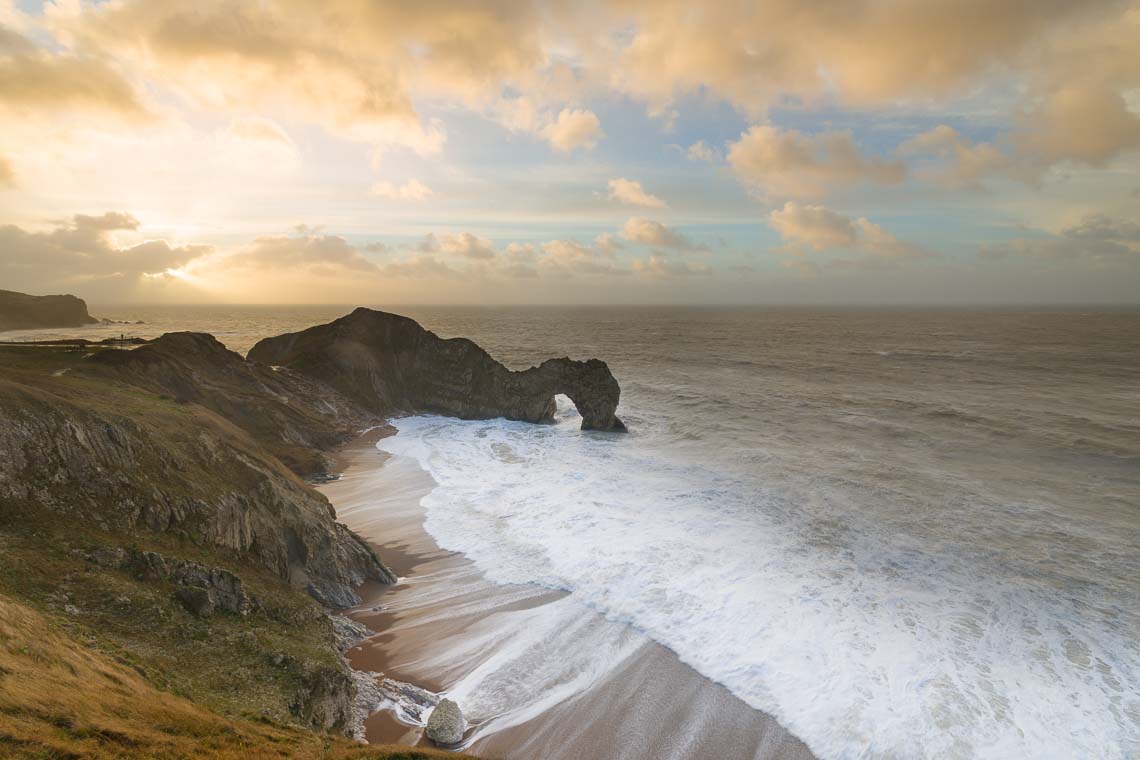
[248,308,626,431]
[0,350,394,609]
[0,289,98,331]
[90,332,376,478]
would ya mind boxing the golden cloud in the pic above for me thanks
[728,126,905,200]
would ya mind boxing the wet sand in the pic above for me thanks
[321,433,816,760]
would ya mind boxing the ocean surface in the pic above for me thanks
[8,305,1139,759]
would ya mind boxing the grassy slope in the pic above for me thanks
[0,346,473,758]
[0,595,463,760]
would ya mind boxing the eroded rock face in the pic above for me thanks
[248,308,626,431]
[91,332,377,478]
[0,374,395,609]
[0,289,98,331]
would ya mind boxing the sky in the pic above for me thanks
[1,0,1139,305]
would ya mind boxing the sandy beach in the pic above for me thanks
[320,432,815,760]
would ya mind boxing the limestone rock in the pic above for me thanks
[90,331,377,479]
[329,614,374,652]
[248,308,627,431]
[0,289,98,331]
[425,698,465,746]
[0,372,395,609]
[174,586,214,617]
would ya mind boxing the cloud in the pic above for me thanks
[0,25,145,117]
[539,239,628,276]
[728,126,904,200]
[371,178,435,201]
[980,214,1140,265]
[0,155,12,187]
[632,253,712,278]
[593,232,623,255]
[1017,85,1140,167]
[769,203,856,250]
[620,217,697,250]
[607,178,665,208]
[224,117,294,147]
[899,125,1021,188]
[607,0,1118,116]
[437,232,497,260]
[49,0,537,153]
[225,234,379,273]
[382,254,460,279]
[686,140,719,162]
[0,212,210,295]
[769,202,932,267]
[541,108,603,151]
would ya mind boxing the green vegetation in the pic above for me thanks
[0,345,470,758]
[0,593,465,759]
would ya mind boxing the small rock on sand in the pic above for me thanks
[425,698,465,746]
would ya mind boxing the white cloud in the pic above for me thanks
[539,238,628,276]
[371,178,435,201]
[899,125,1019,187]
[769,202,931,267]
[437,232,496,260]
[980,214,1140,265]
[607,177,665,208]
[593,232,623,255]
[620,217,696,250]
[0,212,211,297]
[541,108,603,151]
[632,253,712,278]
[769,203,856,250]
[686,140,719,162]
[728,125,904,200]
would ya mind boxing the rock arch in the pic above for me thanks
[248,308,626,432]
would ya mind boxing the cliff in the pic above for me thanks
[0,342,397,737]
[0,344,394,609]
[249,307,626,431]
[90,331,375,478]
[0,289,98,331]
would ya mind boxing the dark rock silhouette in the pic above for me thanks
[249,308,626,431]
[0,289,98,331]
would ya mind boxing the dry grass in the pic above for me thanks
[0,595,469,759]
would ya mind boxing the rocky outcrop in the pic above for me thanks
[0,372,395,608]
[90,332,377,478]
[0,289,98,331]
[88,546,252,616]
[248,308,626,431]
[426,698,466,746]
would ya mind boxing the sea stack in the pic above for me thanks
[249,308,627,431]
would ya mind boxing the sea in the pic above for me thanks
[6,304,1138,759]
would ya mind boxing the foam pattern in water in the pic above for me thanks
[378,400,1139,760]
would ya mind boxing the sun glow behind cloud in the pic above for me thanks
[0,0,1138,303]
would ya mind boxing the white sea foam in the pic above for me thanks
[378,398,1139,760]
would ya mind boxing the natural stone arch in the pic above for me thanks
[248,308,626,432]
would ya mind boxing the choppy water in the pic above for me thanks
[9,305,1139,758]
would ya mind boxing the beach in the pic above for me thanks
[321,431,816,760]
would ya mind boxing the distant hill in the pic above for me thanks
[0,289,99,331]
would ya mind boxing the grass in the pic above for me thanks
[0,505,343,726]
[0,346,475,758]
[0,594,468,759]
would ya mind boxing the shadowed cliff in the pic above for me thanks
[0,289,98,331]
[248,308,627,431]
